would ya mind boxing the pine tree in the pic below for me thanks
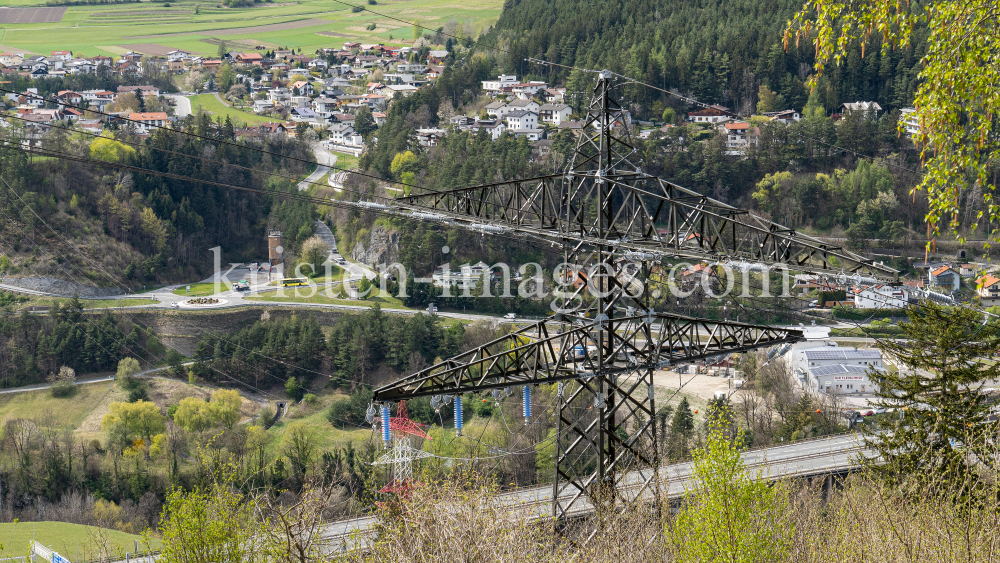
[867,301,1000,489]
[667,397,695,460]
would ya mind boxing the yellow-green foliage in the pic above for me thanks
[89,133,135,162]
[173,389,242,432]
[101,400,166,445]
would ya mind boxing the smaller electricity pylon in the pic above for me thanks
[371,401,433,493]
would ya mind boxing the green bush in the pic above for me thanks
[50,380,76,398]
[326,387,371,428]
[303,393,317,404]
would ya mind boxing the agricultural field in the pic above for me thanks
[0,0,503,59]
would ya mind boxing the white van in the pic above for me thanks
[503,313,516,320]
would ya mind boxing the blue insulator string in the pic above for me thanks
[381,405,391,446]
[523,386,532,423]
[454,396,464,436]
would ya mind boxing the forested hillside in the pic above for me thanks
[0,115,317,287]
[486,0,927,117]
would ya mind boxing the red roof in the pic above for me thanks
[931,266,952,276]
[979,274,1000,289]
[724,122,750,130]
[236,52,263,61]
[128,112,168,120]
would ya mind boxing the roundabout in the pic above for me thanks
[179,297,229,309]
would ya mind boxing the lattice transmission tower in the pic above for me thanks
[370,71,897,519]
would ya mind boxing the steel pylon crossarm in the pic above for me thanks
[372,315,804,402]
[392,175,897,281]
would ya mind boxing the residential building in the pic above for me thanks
[544,88,566,102]
[485,100,507,117]
[840,101,882,116]
[311,97,339,117]
[507,99,540,113]
[510,129,543,141]
[128,111,169,132]
[762,109,801,123]
[81,90,115,111]
[687,107,733,123]
[470,118,506,140]
[253,100,275,113]
[511,81,548,99]
[416,128,447,147]
[383,84,418,98]
[117,85,160,98]
[0,53,23,67]
[372,111,386,126]
[722,121,759,153]
[426,50,449,62]
[289,80,313,96]
[327,123,363,147]
[166,50,190,61]
[958,264,978,277]
[482,74,518,95]
[450,115,474,130]
[978,274,1000,306]
[852,284,912,309]
[929,265,961,291]
[290,107,318,122]
[558,120,585,136]
[538,103,572,125]
[899,108,920,136]
[360,93,387,110]
[50,50,72,61]
[396,63,426,73]
[22,88,43,107]
[505,109,538,131]
[56,90,82,106]
[327,113,356,126]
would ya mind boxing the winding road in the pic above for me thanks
[299,145,337,191]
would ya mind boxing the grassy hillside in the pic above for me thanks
[187,93,276,125]
[0,0,503,57]
[0,378,258,441]
[0,521,161,560]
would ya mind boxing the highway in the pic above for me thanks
[319,433,871,551]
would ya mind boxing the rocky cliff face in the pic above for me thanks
[351,225,400,266]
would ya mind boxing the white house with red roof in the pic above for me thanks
[688,106,733,124]
[722,121,760,153]
[128,112,169,132]
[50,51,72,61]
[289,80,313,96]
[977,274,1000,305]
[929,265,960,291]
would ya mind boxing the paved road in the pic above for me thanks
[299,145,336,191]
[167,94,192,118]
[319,433,871,551]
